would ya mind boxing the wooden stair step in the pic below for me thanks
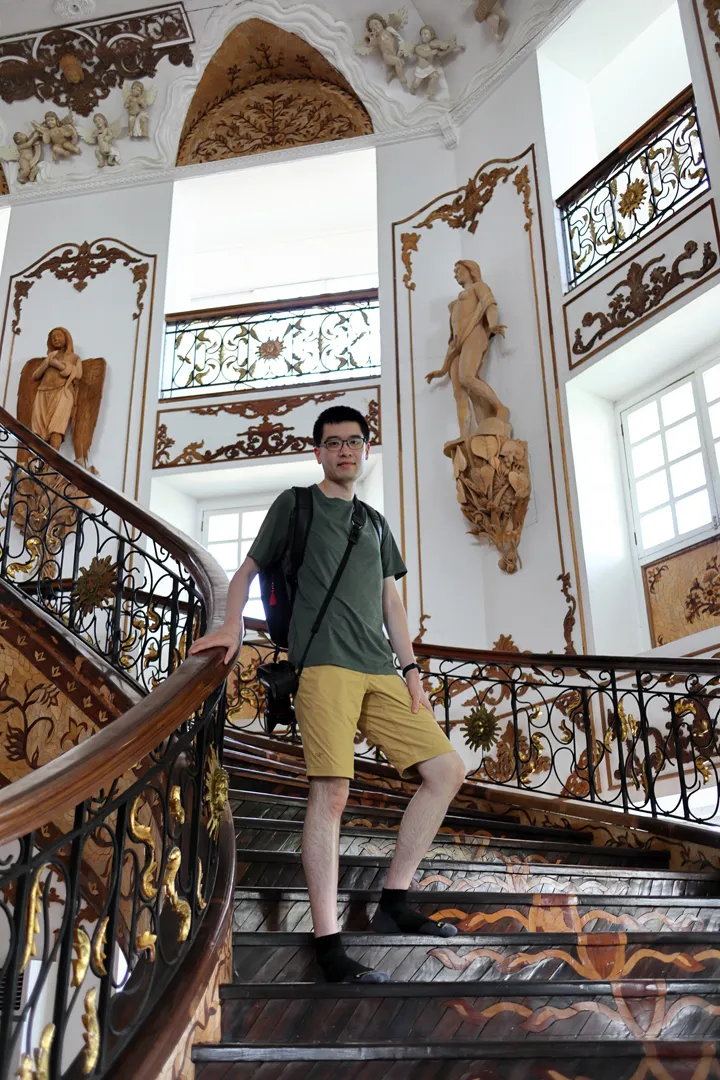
[193,1040,719,1079]
[231,929,720,985]
[229,789,595,845]
[232,886,720,935]
[218,979,720,1045]
[233,817,669,868]
[235,849,720,897]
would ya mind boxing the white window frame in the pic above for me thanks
[200,500,271,619]
[618,353,720,567]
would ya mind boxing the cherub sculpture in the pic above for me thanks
[124,80,156,139]
[465,0,509,42]
[17,327,106,466]
[405,25,465,98]
[32,111,81,161]
[0,131,43,184]
[356,10,409,85]
[81,114,122,167]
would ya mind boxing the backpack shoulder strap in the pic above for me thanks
[360,501,383,546]
[287,486,313,587]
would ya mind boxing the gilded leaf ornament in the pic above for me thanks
[81,989,100,1076]
[169,785,185,827]
[21,869,43,972]
[706,0,720,54]
[162,847,192,942]
[16,1024,55,1080]
[72,926,91,986]
[203,745,229,842]
[137,929,157,963]
[93,915,108,976]
[416,165,518,234]
[401,232,420,291]
[72,555,118,616]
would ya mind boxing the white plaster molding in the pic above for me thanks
[52,0,97,18]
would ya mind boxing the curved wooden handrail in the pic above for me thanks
[0,407,234,845]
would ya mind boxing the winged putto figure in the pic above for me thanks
[0,131,43,184]
[462,0,509,42]
[31,111,81,161]
[17,327,106,467]
[123,80,157,139]
[355,9,409,85]
[80,114,123,168]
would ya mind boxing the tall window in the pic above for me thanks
[621,358,720,558]
[201,506,268,618]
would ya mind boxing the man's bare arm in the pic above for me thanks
[382,577,434,715]
[188,555,260,664]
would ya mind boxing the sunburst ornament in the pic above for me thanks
[72,555,118,616]
[203,746,229,841]
[463,703,500,753]
[617,179,647,218]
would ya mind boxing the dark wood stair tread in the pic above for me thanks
[232,929,720,947]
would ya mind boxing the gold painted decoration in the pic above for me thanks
[417,165,518,234]
[21,869,43,972]
[463,704,501,753]
[72,926,91,987]
[136,929,157,963]
[197,859,207,911]
[34,1024,54,1080]
[706,0,720,52]
[176,20,372,166]
[81,988,100,1075]
[72,556,117,616]
[140,855,159,901]
[7,538,43,582]
[401,232,420,290]
[162,847,192,942]
[203,746,229,843]
[169,785,185,827]
[92,915,108,976]
[129,796,153,844]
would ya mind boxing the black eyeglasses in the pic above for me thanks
[319,436,367,451]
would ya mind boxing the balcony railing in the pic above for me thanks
[161,289,380,399]
[557,86,709,290]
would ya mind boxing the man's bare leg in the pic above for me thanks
[373,751,466,936]
[302,777,348,937]
[303,777,390,983]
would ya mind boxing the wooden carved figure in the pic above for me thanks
[406,25,465,98]
[124,80,156,139]
[17,327,106,466]
[32,111,81,161]
[81,114,122,167]
[0,131,42,184]
[470,0,509,42]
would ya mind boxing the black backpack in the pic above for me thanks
[258,486,382,649]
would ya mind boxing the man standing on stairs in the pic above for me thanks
[190,405,467,984]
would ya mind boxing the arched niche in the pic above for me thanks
[176,18,373,166]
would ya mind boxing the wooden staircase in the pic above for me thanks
[193,729,720,1079]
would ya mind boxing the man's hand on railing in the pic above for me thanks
[189,623,243,664]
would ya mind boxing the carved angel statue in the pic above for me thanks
[356,10,409,85]
[17,327,106,467]
[405,25,465,98]
[124,80,156,139]
[80,114,122,168]
[32,111,81,162]
[0,131,43,184]
[462,0,509,42]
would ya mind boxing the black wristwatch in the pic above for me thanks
[402,662,420,679]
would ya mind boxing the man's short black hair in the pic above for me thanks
[313,406,370,446]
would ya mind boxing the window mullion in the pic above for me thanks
[655,419,678,542]
[694,370,720,527]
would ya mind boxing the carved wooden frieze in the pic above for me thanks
[0,4,194,116]
[176,19,372,166]
[564,198,720,370]
[153,384,381,470]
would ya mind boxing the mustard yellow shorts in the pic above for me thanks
[294,665,455,780]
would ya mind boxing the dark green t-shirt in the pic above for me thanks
[247,485,407,674]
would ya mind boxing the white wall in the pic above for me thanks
[149,476,197,536]
[589,5,691,159]
[165,148,379,312]
[566,383,644,655]
[538,54,598,198]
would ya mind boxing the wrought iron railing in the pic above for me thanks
[557,86,709,289]
[0,426,204,696]
[232,621,719,827]
[0,409,233,1079]
[161,290,380,398]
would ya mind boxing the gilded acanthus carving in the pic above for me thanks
[572,240,719,356]
[177,20,372,166]
[401,232,420,290]
[428,261,531,574]
[12,240,149,334]
[0,5,193,116]
[187,390,345,420]
[417,165,518,233]
[558,571,578,655]
[686,554,720,623]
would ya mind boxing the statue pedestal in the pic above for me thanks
[443,432,531,574]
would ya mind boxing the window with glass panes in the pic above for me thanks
[621,360,720,559]
[201,506,268,619]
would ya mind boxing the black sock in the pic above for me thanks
[314,932,388,983]
[379,888,433,933]
[376,888,457,937]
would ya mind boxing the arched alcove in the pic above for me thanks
[176,19,373,166]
